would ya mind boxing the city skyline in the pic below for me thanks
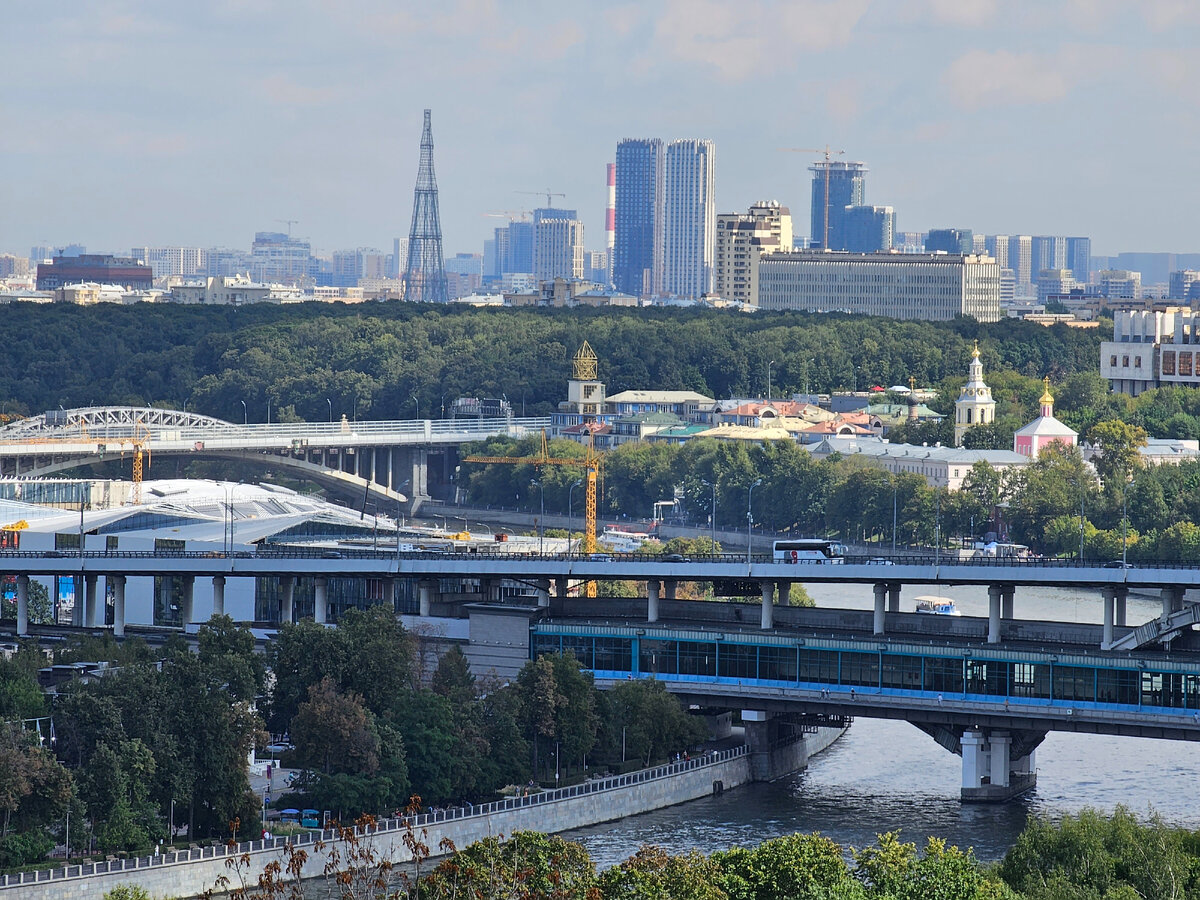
[3,2,1199,258]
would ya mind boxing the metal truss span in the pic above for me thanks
[0,406,235,437]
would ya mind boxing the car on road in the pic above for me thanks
[867,557,895,565]
[662,553,689,563]
[1103,560,1133,569]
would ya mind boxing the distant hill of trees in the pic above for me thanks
[0,302,1108,424]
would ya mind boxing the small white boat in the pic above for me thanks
[914,596,961,616]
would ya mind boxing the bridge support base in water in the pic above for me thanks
[960,728,1038,803]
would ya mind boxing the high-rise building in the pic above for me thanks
[533,215,585,281]
[1037,269,1076,303]
[714,200,792,305]
[251,231,314,284]
[1031,236,1067,281]
[495,220,533,275]
[842,205,893,253]
[0,254,30,278]
[1011,236,1033,296]
[613,138,664,297]
[984,235,1010,269]
[926,229,974,254]
[809,160,866,250]
[757,251,1000,322]
[1099,270,1142,300]
[1066,237,1091,283]
[35,255,153,290]
[662,139,715,299]
[1169,270,1200,301]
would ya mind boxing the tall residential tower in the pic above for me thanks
[662,139,716,300]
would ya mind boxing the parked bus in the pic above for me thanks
[772,539,847,564]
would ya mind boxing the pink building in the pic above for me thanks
[1013,379,1077,458]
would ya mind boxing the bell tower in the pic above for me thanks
[566,341,606,420]
[955,340,996,445]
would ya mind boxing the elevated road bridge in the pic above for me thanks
[0,406,550,511]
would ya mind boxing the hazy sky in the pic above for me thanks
[3,0,1198,259]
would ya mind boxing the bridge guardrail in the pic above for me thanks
[0,745,747,889]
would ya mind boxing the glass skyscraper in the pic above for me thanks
[809,160,866,250]
[613,138,664,297]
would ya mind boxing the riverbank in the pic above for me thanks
[0,729,845,899]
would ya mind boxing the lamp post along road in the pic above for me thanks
[568,479,583,558]
[747,478,763,565]
[701,479,717,557]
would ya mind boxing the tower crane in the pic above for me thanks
[276,219,299,238]
[517,189,567,208]
[125,420,151,505]
[481,210,532,221]
[779,145,844,249]
[464,430,603,597]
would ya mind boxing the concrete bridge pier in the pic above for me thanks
[71,575,84,627]
[873,582,887,635]
[1101,586,1127,648]
[778,582,791,606]
[1163,587,1185,619]
[211,575,225,618]
[112,576,126,638]
[1115,591,1127,627]
[647,580,660,624]
[15,575,28,636]
[84,575,99,627]
[887,582,901,613]
[401,447,430,514]
[536,579,551,609]
[314,577,328,624]
[555,577,568,600]
[181,576,195,624]
[280,576,295,624]
[663,580,677,600]
[1001,585,1014,619]
[761,581,774,630]
[961,729,1037,802]
[988,584,1002,644]
[743,710,812,781]
[418,579,436,616]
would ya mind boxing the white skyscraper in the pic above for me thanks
[662,139,715,300]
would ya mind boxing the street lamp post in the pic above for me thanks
[701,479,717,557]
[239,400,247,425]
[412,394,419,419]
[1122,483,1129,566]
[568,479,583,558]
[531,479,544,555]
[326,398,332,423]
[1079,481,1086,561]
[747,478,763,565]
[767,360,775,402]
[892,485,898,555]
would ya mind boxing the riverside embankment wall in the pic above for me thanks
[0,729,843,899]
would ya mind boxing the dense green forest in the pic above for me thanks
[0,303,1106,422]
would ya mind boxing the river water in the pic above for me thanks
[567,581,1200,867]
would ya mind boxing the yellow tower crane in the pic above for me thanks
[463,431,603,595]
[126,420,152,505]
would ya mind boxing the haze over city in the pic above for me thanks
[4,0,1199,256]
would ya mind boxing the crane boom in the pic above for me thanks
[779,145,844,249]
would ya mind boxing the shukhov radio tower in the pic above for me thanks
[403,109,448,303]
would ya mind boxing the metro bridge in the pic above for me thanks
[527,596,1200,801]
[0,406,550,511]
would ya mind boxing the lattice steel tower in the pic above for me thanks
[403,109,448,303]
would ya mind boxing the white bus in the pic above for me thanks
[773,539,847,564]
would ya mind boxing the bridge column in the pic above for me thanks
[387,447,394,490]
[961,730,987,791]
[314,577,328,624]
[536,579,551,609]
[761,581,775,630]
[778,582,791,606]
[988,584,1002,644]
[211,575,225,618]
[71,575,84,627]
[647,580,660,624]
[383,577,396,611]
[1163,587,1184,618]
[872,582,886,635]
[181,576,195,625]
[418,579,436,616]
[280,577,295,624]
[1102,586,1116,647]
[663,580,677,600]
[887,582,900,613]
[1115,590,1127,627]
[990,732,1012,788]
[84,575,99,627]
[1001,585,1014,619]
[555,577,569,600]
[112,576,126,638]
[15,575,28,637]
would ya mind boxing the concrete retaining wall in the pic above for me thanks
[0,749,753,900]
